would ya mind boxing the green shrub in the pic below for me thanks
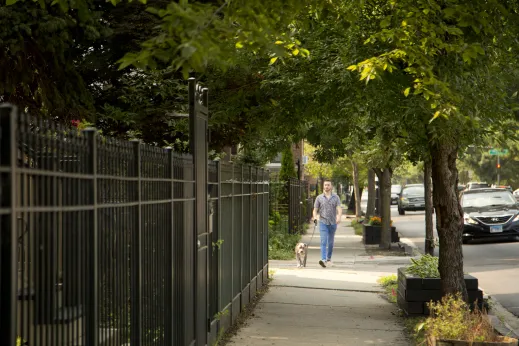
[421,293,502,343]
[269,228,300,260]
[406,254,440,278]
[350,219,364,236]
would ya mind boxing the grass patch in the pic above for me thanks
[378,274,427,345]
[377,274,398,303]
[350,218,364,236]
[403,316,427,346]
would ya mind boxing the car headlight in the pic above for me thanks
[463,214,478,225]
[400,197,408,203]
[513,214,519,222]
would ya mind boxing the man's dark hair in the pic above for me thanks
[323,179,333,185]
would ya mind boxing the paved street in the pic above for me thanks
[391,205,519,317]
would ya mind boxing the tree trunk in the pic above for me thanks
[430,142,468,300]
[366,169,376,220]
[424,159,434,256]
[374,169,382,217]
[348,189,356,212]
[380,168,392,249]
[352,161,362,219]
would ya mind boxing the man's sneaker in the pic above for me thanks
[326,260,333,267]
[319,260,326,268]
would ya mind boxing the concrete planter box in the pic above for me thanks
[428,336,518,346]
[362,224,400,244]
[397,267,483,316]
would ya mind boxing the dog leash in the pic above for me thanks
[303,219,318,267]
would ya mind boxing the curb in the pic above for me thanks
[486,295,519,339]
[354,255,419,265]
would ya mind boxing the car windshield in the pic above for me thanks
[462,191,517,208]
[469,183,488,189]
[402,186,424,196]
[391,185,401,193]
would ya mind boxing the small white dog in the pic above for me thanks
[295,243,308,268]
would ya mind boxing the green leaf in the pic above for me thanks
[380,16,391,28]
[404,87,410,97]
[443,7,456,17]
[423,9,430,14]
[275,41,284,45]
[430,111,441,123]
[347,65,357,71]
[512,91,518,98]
[269,57,278,65]
[292,48,300,56]
[6,0,19,5]
[235,42,244,49]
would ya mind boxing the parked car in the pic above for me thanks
[492,185,513,193]
[460,188,519,244]
[397,184,425,215]
[514,188,519,201]
[465,182,490,190]
[391,185,402,205]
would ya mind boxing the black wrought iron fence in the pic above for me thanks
[288,178,313,234]
[0,92,269,345]
[268,178,312,234]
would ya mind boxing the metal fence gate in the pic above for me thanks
[0,78,270,346]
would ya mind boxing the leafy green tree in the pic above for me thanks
[279,147,297,181]
[348,0,519,299]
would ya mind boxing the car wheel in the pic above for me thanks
[398,208,405,215]
[462,237,470,244]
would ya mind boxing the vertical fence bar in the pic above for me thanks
[83,128,99,346]
[263,169,268,268]
[217,161,222,317]
[231,162,234,314]
[131,140,142,346]
[240,164,246,291]
[165,147,175,345]
[0,105,18,346]
[249,166,253,283]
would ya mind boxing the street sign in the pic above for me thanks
[489,149,509,156]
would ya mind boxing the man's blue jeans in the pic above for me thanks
[319,222,337,261]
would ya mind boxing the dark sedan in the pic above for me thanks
[460,188,519,244]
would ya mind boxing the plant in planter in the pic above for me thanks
[397,255,484,316]
[362,216,399,244]
[368,216,382,226]
[419,293,518,346]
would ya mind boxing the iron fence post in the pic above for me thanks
[241,165,244,289]
[231,162,235,300]
[249,166,253,282]
[0,104,18,346]
[83,128,100,346]
[216,160,222,324]
[265,169,269,267]
[131,140,142,346]
[165,147,175,345]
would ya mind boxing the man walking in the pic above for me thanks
[312,180,342,268]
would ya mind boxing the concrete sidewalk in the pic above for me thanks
[228,219,413,345]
